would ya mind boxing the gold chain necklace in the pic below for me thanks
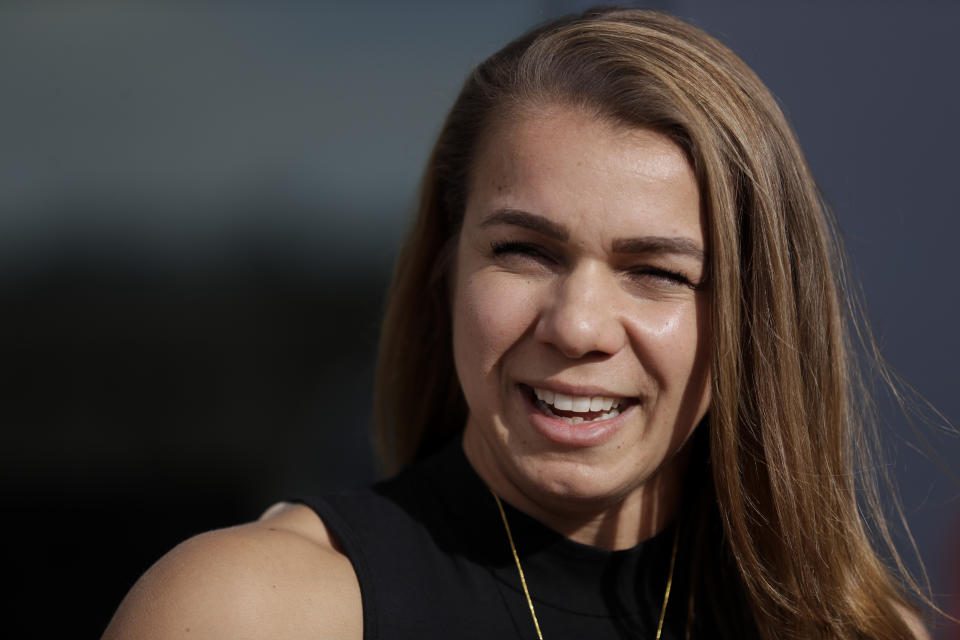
[491,491,679,640]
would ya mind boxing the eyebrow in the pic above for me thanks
[611,236,705,261]
[479,208,569,241]
[479,208,705,261]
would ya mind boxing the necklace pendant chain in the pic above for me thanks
[490,490,679,640]
[492,490,545,639]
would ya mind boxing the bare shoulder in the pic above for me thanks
[102,502,361,640]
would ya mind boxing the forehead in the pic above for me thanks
[479,105,690,179]
[466,105,702,241]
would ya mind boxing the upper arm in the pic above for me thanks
[102,516,361,640]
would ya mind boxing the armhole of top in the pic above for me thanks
[293,496,379,640]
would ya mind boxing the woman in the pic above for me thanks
[103,7,932,639]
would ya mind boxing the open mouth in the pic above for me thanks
[524,385,637,425]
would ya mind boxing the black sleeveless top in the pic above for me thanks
[297,436,694,639]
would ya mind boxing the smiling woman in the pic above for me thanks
[103,6,935,640]
[455,111,710,548]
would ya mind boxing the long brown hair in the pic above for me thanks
[375,7,927,638]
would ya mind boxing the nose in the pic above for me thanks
[533,262,627,359]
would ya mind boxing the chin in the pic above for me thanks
[511,448,651,507]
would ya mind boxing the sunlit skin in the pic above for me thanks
[454,104,711,551]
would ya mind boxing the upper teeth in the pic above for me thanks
[533,387,620,412]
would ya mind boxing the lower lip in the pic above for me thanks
[520,386,633,447]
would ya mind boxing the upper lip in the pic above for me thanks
[519,381,636,400]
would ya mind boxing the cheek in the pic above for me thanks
[452,273,539,394]
[630,300,710,387]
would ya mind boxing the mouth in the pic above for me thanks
[522,384,638,425]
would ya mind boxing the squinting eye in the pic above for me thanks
[628,266,695,288]
[490,241,553,262]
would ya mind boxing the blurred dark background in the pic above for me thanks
[1,1,958,637]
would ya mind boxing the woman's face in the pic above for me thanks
[453,105,711,534]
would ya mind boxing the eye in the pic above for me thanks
[626,265,697,289]
[490,241,555,264]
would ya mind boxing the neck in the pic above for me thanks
[462,431,689,550]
